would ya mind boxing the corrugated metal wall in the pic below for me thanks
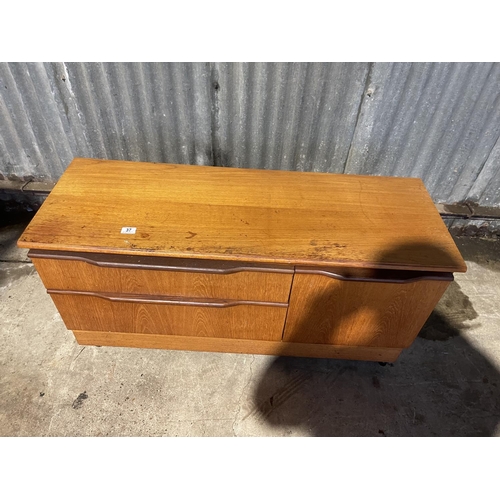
[1,62,499,207]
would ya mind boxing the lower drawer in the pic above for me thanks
[49,291,287,341]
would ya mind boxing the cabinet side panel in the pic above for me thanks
[283,273,450,348]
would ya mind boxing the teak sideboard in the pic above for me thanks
[18,158,467,363]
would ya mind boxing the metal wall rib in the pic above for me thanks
[345,62,500,205]
[214,62,368,172]
[0,62,499,208]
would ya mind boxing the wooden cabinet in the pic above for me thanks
[18,158,466,362]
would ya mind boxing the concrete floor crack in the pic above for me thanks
[232,355,255,436]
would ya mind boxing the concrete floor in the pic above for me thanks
[1,220,500,436]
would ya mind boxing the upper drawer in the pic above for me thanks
[29,250,294,303]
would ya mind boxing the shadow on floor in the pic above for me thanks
[0,204,36,287]
[0,200,36,260]
[252,242,500,436]
[0,198,38,228]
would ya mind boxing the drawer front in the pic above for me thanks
[50,291,288,341]
[31,252,293,303]
[283,269,452,348]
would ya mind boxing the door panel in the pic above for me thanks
[283,272,450,348]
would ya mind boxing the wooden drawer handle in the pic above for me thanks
[47,289,288,308]
[29,250,293,275]
[295,268,453,284]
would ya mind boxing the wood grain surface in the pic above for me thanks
[18,157,466,273]
[32,256,293,302]
[28,249,294,274]
[50,292,287,341]
[283,273,451,348]
[73,330,402,362]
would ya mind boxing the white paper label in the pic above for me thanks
[121,227,137,234]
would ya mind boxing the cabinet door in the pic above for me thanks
[283,269,451,348]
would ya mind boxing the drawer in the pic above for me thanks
[49,290,288,341]
[283,267,453,348]
[30,250,293,302]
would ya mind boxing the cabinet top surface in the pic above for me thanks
[18,158,466,272]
